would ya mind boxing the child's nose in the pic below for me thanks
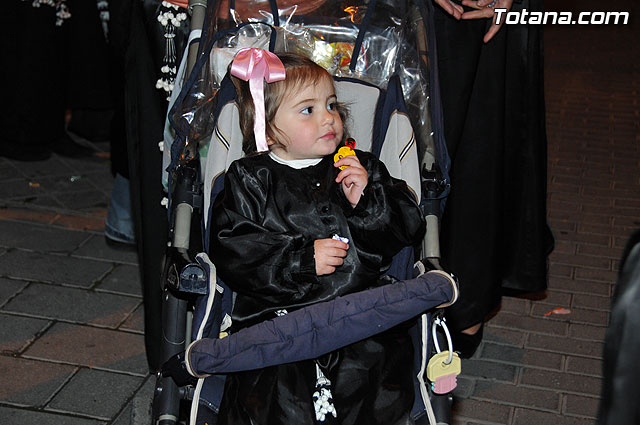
[321,110,335,125]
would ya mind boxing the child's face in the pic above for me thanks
[269,76,344,160]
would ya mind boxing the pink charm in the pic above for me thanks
[432,373,458,394]
[230,48,286,152]
[427,351,461,394]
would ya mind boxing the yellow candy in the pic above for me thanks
[334,146,355,170]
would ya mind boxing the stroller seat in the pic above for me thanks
[155,2,455,424]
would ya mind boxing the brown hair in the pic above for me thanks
[231,52,348,155]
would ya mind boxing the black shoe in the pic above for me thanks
[452,323,484,359]
[105,234,137,251]
[53,133,97,158]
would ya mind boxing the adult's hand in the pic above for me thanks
[433,0,465,20]
[461,0,513,43]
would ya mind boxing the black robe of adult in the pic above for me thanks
[598,230,640,424]
[1,0,112,159]
[210,151,425,425]
[434,1,554,332]
[108,0,189,370]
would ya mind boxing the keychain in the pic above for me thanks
[334,138,356,170]
[426,316,461,394]
[426,351,461,394]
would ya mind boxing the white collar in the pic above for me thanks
[268,152,323,169]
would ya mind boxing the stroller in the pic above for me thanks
[153,1,456,424]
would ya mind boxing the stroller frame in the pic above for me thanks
[153,1,454,424]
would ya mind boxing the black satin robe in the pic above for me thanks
[211,150,425,425]
[108,0,189,370]
[434,1,554,332]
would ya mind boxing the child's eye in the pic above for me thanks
[328,102,338,111]
[301,106,313,115]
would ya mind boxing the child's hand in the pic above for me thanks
[314,238,349,275]
[334,155,368,207]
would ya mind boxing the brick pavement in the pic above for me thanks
[0,1,638,424]
[0,149,151,424]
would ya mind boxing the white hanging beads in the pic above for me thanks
[25,0,71,26]
[313,363,337,422]
[156,1,188,100]
[96,0,109,41]
[272,309,337,422]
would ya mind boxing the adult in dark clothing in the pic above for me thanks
[1,0,102,161]
[597,230,640,424]
[1,1,64,160]
[108,0,189,370]
[433,0,554,355]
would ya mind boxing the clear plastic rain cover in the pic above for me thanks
[171,0,435,168]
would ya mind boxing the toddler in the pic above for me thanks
[211,50,425,425]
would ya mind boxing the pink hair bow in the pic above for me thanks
[231,48,286,152]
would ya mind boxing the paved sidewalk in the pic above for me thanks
[1,1,638,424]
[0,146,152,424]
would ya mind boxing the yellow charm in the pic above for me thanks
[427,351,461,381]
[334,146,355,170]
